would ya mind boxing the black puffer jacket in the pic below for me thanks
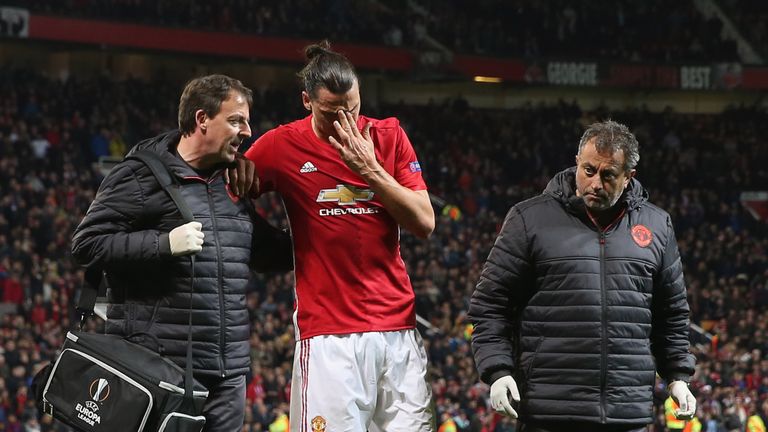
[72,131,292,378]
[470,167,695,425]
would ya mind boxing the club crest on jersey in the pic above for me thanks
[316,184,374,205]
[311,416,327,432]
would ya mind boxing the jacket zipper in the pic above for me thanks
[206,182,227,378]
[599,232,607,422]
[586,207,626,423]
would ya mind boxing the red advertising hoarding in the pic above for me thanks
[11,10,768,90]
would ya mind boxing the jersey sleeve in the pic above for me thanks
[244,129,278,194]
[393,126,427,191]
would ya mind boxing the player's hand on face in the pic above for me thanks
[328,110,376,174]
[224,153,258,198]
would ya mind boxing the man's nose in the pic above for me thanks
[590,176,603,191]
[241,122,252,138]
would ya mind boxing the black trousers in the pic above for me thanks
[198,374,246,432]
[519,421,648,432]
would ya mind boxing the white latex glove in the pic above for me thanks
[668,380,696,420]
[490,375,520,418]
[169,221,204,256]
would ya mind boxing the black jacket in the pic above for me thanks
[469,167,695,425]
[72,130,292,378]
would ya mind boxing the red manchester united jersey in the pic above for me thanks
[244,115,427,340]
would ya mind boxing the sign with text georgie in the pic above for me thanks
[546,62,598,86]
[537,61,750,90]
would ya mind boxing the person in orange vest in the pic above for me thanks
[665,397,686,432]
[682,415,701,432]
[666,397,703,432]
[747,399,768,432]
[438,412,458,432]
[748,414,767,432]
[269,405,290,432]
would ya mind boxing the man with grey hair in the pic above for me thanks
[469,120,696,432]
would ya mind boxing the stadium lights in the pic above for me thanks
[473,76,503,83]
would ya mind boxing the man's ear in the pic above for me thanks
[301,91,312,111]
[624,169,636,187]
[196,109,208,132]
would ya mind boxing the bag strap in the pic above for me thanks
[127,150,198,403]
[127,150,195,222]
[76,266,104,321]
[78,149,199,403]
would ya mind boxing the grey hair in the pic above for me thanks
[577,120,640,171]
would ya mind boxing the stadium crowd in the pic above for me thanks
[12,0,743,63]
[0,68,766,432]
[412,0,739,62]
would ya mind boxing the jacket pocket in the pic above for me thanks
[523,336,545,385]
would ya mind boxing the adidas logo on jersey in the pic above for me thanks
[300,161,317,173]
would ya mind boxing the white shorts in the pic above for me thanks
[290,329,435,432]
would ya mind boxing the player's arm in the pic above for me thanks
[242,129,280,196]
[329,111,434,238]
[235,131,292,270]
[357,170,433,239]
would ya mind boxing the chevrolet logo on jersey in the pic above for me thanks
[316,184,374,205]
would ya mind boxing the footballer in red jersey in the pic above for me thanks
[243,41,435,432]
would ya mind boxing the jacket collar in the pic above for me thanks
[126,130,226,180]
[543,167,648,215]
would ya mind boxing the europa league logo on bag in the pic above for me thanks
[90,378,111,403]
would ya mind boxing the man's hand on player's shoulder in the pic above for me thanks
[225,153,259,197]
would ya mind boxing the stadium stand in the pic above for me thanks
[0,65,766,431]
[10,0,742,62]
[412,0,739,62]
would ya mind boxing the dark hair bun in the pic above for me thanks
[304,40,332,60]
